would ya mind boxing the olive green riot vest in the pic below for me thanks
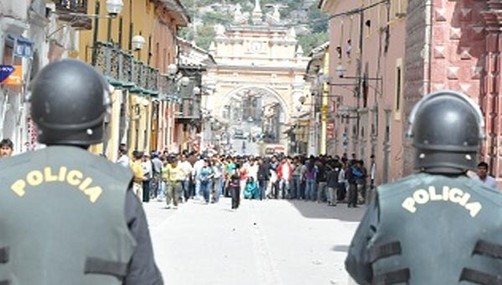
[0,146,136,285]
[369,173,502,285]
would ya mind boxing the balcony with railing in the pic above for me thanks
[55,0,92,30]
[93,41,160,95]
[177,98,201,120]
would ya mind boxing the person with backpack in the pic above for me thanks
[346,160,363,208]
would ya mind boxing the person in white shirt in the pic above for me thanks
[141,153,153,202]
[192,156,205,199]
[246,158,259,181]
[116,144,130,168]
[473,161,498,189]
[178,154,193,201]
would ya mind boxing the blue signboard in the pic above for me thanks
[0,65,15,83]
[14,36,34,58]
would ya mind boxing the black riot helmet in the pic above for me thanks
[30,59,110,146]
[407,90,485,174]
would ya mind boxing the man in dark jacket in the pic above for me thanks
[326,161,340,206]
[345,90,502,284]
[257,157,270,200]
[0,60,163,284]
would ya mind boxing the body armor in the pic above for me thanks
[0,146,136,285]
[370,173,502,284]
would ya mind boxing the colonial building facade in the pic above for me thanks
[322,0,502,185]
[403,0,499,180]
[78,0,190,159]
[0,0,83,153]
[205,0,310,154]
[320,0,407,184]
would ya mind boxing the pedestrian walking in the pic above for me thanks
[0,59,162,284]
[142,153,153,202]
[131,150,145,202]
[257,157,270,200]
[164,155,184,209]
[345,90,500,284]
[199,159,214,204]
[229,167,241,209]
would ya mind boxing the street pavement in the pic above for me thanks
[143,197,365,285]
[231,137,258,156]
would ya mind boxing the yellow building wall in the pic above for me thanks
[320,51,330,155]
[78,0,157,157]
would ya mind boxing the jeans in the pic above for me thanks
[212,177,222,202]
[258,180,268,200]
[317,182,327,203]
[279,178,290,199]
[180,180,189,201]
[291,175,301,199]
[158,181,166,200]
[201,181,212,203]
[327,187,337,205]
[305,179,317,201]
[195,179,201,198]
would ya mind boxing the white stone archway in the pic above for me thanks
[214,86,290,124]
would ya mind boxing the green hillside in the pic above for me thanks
[179,0,329,53]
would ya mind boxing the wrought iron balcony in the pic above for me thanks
[93,41,160,95]
[55,0,92,30]
[176,98,201,120]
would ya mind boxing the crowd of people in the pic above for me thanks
[115,145,380,210]
[114,142,501,213]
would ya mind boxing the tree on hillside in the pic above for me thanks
[177,0,329,51]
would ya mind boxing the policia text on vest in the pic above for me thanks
[10,166,102,203]
[402,185,482,217]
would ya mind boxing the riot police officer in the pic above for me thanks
[0,59,163,284]
[345,90,502,284]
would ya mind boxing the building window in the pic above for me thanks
[394,58,403,120]
[392,0,407,19]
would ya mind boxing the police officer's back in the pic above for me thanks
[345,91,502,284]
[0,60,163,284]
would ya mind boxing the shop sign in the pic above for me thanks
[0,65,15,83]
[14,37,34,58]
[327,122,335,139]
[3,65,22,86]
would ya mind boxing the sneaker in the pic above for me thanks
[173,206,178,209]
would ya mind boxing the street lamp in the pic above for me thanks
[105,0,124,18]
[132,35,146,51]
[162,63,190,102]
[47,0,124,40]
